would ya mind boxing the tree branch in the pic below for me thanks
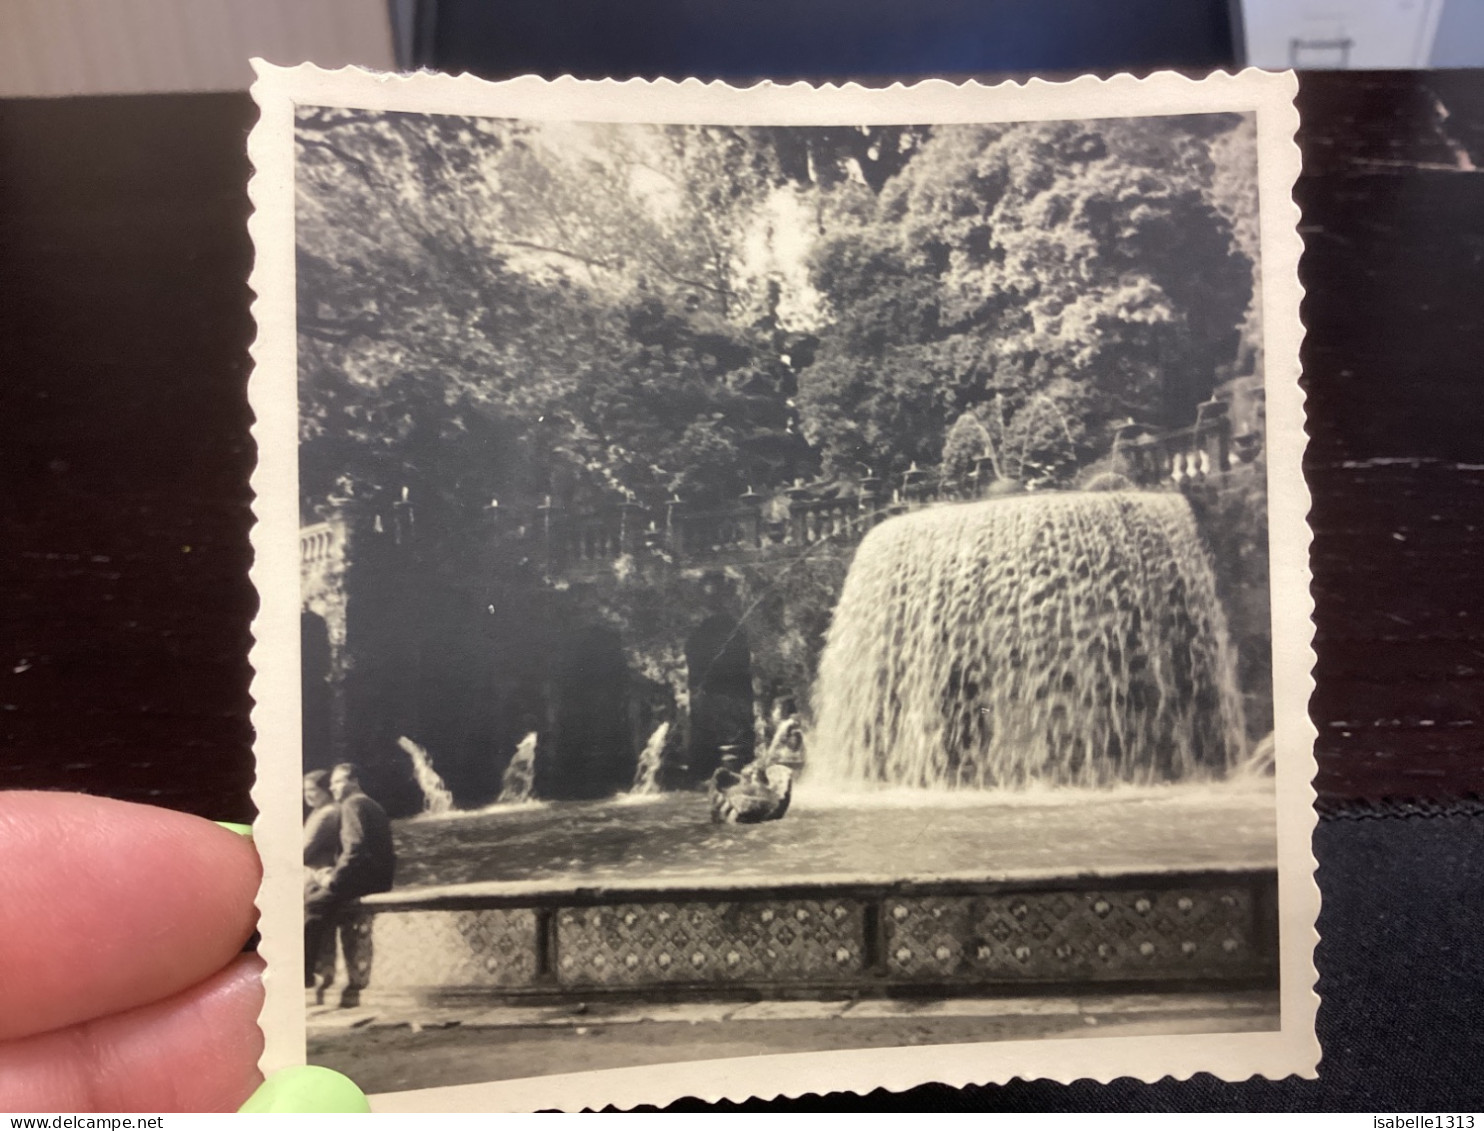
[492,238,619,271]
[296,135,388,193]
[299,312,385,344]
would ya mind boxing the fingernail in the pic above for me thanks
[215,821,254,838]
[239,1065,371,1113]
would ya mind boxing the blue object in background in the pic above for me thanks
[1432,0,1484,67]
[397,0,1242,81]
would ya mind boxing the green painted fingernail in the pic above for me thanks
[239,1065,370,1113]
[215,821,254,838]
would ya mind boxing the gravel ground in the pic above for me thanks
[308,991,1279,1098]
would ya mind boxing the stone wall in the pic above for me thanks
[354,867,1279,1006]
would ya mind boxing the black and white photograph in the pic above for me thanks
[247,66,1316,1110]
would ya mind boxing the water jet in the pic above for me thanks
[398,736,455,815]
[498,731,539,804]
[812,492,1246,790]
[630,722,669,795]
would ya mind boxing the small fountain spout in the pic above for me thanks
[498,732,539,804]
[630,721,670,795]
[397,736,455,815]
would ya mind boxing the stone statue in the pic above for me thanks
[708,763,794,824]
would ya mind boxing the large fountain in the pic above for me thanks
[812,491,1248,790]
[354,489,1277,1008]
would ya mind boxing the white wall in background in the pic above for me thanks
[1429,0,1484,66]
[0,0,395,97]
[1242,0,1445,68]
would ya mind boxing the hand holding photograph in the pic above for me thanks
[247,63,1316,1110]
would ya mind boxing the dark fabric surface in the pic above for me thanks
[327,793,396,898]
[2,76,1483,1111]
[0,93,259,821]
[417,0,1238,82]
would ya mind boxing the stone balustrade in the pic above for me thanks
[313,402,1257,579]
[554,511,626,564]
[787,495,865,545]
[1113,399,1249,488]
[670,503,765,557]
[526,468,1008,575]
[300,522,337,566]
[347,865,1278,1007]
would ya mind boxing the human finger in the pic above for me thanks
[0,953,264,1112]
[0,790,261,1041]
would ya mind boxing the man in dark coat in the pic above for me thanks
[304,762,395,1007]
[325,764,395,896]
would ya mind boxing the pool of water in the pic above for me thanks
[390,780,1277,890]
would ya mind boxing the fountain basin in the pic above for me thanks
[349,785,1278,1006]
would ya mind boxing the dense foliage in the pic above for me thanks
[798,115,1254,483]
[296,109,1258,519]
[295,108,1265,806]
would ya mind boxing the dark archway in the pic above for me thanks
[540,625,635,800]
[301,611,335,772]
[685,615,754,785]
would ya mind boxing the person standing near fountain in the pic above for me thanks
[301,771,340,992]
[304,763,396,1007]
[303,770,340,880]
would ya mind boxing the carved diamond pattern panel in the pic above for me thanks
[557,900,864,986]
[886,887,1259,981]
[370,909,539,989]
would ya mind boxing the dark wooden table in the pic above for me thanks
[3,71,1483,1110]
[4,72,1484,815]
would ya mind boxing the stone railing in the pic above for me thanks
[1113,400,1251,488]
[348,865,1278,1006]
[784,494,867,546]
[671,502,765,557]
[320,400,1262,577]
[300,522,338,567]
[518,460,1014,576]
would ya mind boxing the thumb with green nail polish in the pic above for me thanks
[240,1066,371,1113]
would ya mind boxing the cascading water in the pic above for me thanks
[630,722,670,795]
[811,492,1247,790]
[498,731,539,804]
[397,736,455,814]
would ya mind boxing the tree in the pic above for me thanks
[939,410,993,483]
[294,110,817,532]
[757,125,931,193]
[1207,114,1262,378]
[796,115,1256,482]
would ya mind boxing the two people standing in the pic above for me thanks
[302,763,395,1008]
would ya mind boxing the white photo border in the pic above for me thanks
[246,62,1317,1111]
